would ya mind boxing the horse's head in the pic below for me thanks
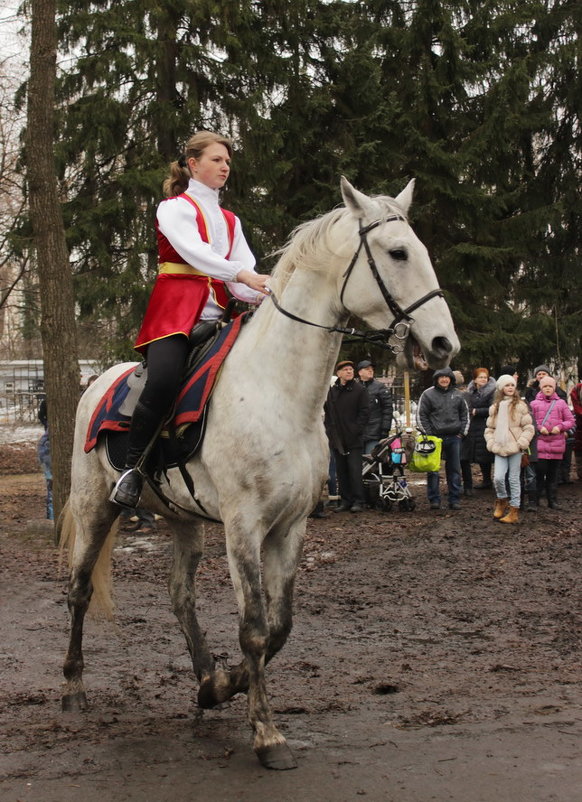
[338,177,460,370]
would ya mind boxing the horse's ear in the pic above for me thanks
[394,179,415,215]
[340,176,373,217]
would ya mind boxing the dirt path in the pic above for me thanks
[0,444,581,801]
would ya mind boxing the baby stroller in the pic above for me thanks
[362,432,415,512]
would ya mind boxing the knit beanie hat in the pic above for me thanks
[533,364,551,377]
[496,374,516,392]
[539,375,556,390]
[499,365,516,377]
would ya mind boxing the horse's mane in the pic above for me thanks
[268,194,407,294]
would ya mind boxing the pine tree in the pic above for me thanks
[10,0,581,377]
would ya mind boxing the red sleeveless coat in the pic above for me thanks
[134,193,236,355]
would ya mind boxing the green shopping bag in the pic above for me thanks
[408,434,442,472]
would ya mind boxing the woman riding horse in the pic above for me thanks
[63,176,460,768]
[110,131,269,509]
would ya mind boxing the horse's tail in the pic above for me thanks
[57,497,118,620]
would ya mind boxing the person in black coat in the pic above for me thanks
[324,360,370,513]
[417,367,469,510]
[357,359,394,454]
[460,368,496,492]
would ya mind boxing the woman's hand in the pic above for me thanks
[236,269,270,295]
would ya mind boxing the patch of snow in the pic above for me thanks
[0,424,44,445]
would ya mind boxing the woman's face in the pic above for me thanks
[474,372,488,387]
[502,382,516,397]
[188,143,231,189]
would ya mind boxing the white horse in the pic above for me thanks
[59,177,460,769]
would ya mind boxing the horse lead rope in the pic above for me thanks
[268,215,444,354]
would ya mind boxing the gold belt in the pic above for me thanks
[158,262,206,276]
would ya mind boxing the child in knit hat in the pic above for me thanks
[484,375,534,524]
[529,376,575,508]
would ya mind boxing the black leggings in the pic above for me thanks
[140,335,190,418]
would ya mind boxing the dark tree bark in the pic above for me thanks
[26,0,79,520]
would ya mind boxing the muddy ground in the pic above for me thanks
[0,438,581,801]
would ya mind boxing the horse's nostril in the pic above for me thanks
[432,337,453,355]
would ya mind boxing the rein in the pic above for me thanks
[268,214,444,354]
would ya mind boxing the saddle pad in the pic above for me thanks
[103,407,207,472]
[85,314,245,453]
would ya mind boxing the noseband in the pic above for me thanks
[268,214,444,354]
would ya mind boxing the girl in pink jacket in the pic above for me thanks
[530,376,575,508]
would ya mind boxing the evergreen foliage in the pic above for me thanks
[12,0,582,376]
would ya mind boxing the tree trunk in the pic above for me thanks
[27,0,79,521]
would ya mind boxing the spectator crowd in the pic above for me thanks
[322,358,580,525]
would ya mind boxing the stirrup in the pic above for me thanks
[109,468,144,510]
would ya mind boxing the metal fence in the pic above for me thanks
[0,390,45,425]
[0,360,98,425]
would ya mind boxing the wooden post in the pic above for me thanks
[404,371,411,428]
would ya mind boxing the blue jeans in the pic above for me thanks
[494,452,522,507]
[426,435,462,506]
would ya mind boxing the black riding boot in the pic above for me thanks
[109,401,161,509]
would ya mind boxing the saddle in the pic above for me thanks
[86,314,248,485]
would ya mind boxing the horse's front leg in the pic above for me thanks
[223,518,306,696]
[262,518,305,659]
[225,521,298,770]
[166,518,217,686]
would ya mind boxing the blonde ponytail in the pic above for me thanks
[163,161,190,197]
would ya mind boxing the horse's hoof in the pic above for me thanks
[62,691,88,712]
[197,679,220,709]
[256,741,298,770]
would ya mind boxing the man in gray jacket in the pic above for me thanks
[357,360,394,454]
[417,367,469,510]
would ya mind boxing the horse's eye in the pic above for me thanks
[389,248,408,261]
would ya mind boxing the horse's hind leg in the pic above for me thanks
[61,497,119,712]
[166,518,218,691]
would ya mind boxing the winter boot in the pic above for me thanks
[499,505,519,524]
[109,401,161,509]
[493,498,509,519]
[526,487,538,512]
[547,488,560,509]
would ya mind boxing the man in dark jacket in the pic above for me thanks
[524,364,567,404]
[357,360,394,454]
[417,367,469,510]
[324,360,369,513]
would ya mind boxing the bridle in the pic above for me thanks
[268,213,444,354]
